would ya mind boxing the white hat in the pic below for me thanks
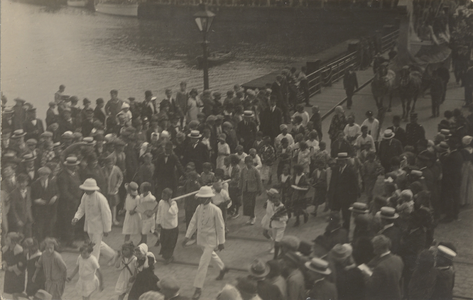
[188,130,202,139]
[382,129,395,139]
[79,178,100,191]
[122,102,130,109]
[195,186,215,198]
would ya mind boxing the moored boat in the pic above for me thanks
[95,0,139,17]
[67,0,89,7]
[197,51,234,68]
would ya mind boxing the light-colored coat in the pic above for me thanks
[74,191,112,234]
[103,165,123,195]
[185,202,225,248]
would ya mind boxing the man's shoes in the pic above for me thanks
[216,267,229,280]
[231,213,240,220]
[154,239,161,247]
[246,217,255,225]
[192,288,202,299]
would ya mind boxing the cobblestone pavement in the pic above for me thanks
[2,67,473,299]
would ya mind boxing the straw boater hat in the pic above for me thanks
[217,133,227,142]
[40,131,53,139]
[61,131,74,140]
[195,186,215,198]
[437,245,457,260]
[64,156,80,166]
[305,257,332,275]
[330,244,353,262]
[248,259,270,278]
[11,129,26,139]
[23,153,35,163]
[83,137,96,146]
[440,129,451,137]
[243,110,254,118]
[349,202,369,214]
[188,130,202,139]
[376,206,399,219]
[382,129,395,140]
[34,290,53,300]
[79,178,100,191]
[435,141,449,153]
[337,152,348,160]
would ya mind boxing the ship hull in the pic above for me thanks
[67,0,88,7]
[95,2,138,17]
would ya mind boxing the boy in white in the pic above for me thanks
[156,188,178,264]
[261,189,288,259]
[211,181,231,231]
[72,178,117,265]
[138,182,157,245]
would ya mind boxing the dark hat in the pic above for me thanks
[27,107,37,112]
[114,138,126,146]
[38,167,52,175]
[279,235,300,251]
[365,110,373,117]
[14,98,26,103]
[282,252,300,266]
[304,257,331,275]
[248,259,270,278]
[410,112,418,118]
[235,277,258,296]
[157,276,180,293]
[40,131,53,138]
[376,206,399,219]
[26,139,38,146]
[61,131,74,139]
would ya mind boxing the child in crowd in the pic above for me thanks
[156,188,179,264]
[252,131,264,152]
[227,154,242,219]
[128,244,159,300]
[23,238,44,298]
[311,158,328,217]
[67,242,104,300]
[115,242,137,300]
[200,162,216,186]
[214,168,229,192]
[276,138,291,178]
[279,165,292,206]
[235,145,248,170]
[103,155,123,226]
[201,128,213,157]
[297,141,311,175]
[122,182,142,243]
[212,181,231,230]
[362,151,383,203]
[2,232,26,300]
[135,153,155,194]
[313,141,330,168]
[216,133,230,170]
[261,189,288,259]
[291,164,310,226]
[33,238,67,300]
[138,182,157,245]
[9,173,33,237]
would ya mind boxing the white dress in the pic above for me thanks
[122,195,142,235]
[76,255,100,297]
[216,143,230,170]
[115,256,137,295]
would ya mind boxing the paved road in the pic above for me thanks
[2,65,473,299]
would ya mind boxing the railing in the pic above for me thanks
[304,28,399,100]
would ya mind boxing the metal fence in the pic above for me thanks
[305,29,399,99]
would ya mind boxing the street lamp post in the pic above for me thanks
[194,5,215,90]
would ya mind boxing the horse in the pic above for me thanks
[371,64,396,115]
[398,66,423,121]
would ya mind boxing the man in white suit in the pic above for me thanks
[72,178,117,264]
[182,186,228,299]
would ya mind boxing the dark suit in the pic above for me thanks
[141,100,157,121]
[367,253,404,300]
[30,178,58,241]
[46,108,59,127]
[56,169,82,245]
[93,107,106,126]
[378,138,403,172]
[405,122,425,148]
[343,71,358,108]
[330,138,354,158]
[154,153,184,197]
[387,126,406,147]
[236,120,257,153]
[328,164,359,230]
[271,81,289,123]
[379,225,402,255]
[183,142,209,174]
[308,279,338,300]
[260,106,283,141]
[58,116,79,135]
[23,119,44,141]
[8,187,33,237]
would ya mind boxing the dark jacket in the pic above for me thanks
[237,120,257,152]
[154,153,184,197]
[328,164,359,210]
[431,266,455,300]
[93,106,106,125]
[343,71,359,92]
[405,122,425,147]
[308,279,338,300]
[378,138,403,170]
[23,119,44,141]
[56,169,82,212]
[182,142,209,174]
[260,106,283,140]
[387,126,407,146]
[379,225,402,255]
[367,253,404,300]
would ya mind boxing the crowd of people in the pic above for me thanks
[1,54,473,300]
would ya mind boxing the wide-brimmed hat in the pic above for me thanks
[330,244,353,262]
[14,98,26,104]
[248,259,270,278]
[305,257,331,275]
[23,153,35,162]
[61,131,74,139]
[349,202,369,213]
[64,156,80,166]
[34,290,52,300]
[195,186,215,198]
[38,167,52,175]
[79,178,100,191]
[440,129,451,136]
[337,152,348,159]
[83,137,96,146]
[382,129,395,140]
[11,129,26,139]
[243,110,254,117]
[376,206,399,219]
[188,130,202,139]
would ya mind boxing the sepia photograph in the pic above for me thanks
[1,0,473,299]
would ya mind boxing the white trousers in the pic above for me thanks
[88,232,116,263]
[193,246,225,289]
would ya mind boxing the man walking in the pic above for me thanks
[72,178,117,264]
[182,186,228,299]
[343,67,358,109]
